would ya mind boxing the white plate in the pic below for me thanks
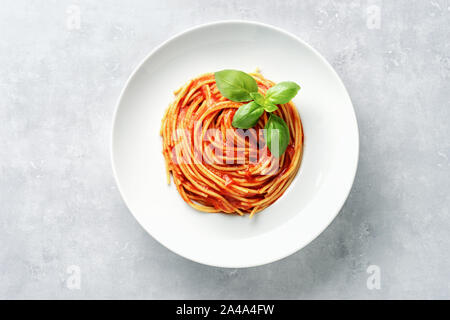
[112,21,359,268]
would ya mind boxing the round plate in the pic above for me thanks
[112,21,359,268]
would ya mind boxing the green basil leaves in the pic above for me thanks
[250,92,278,112]
[214,70,258,102]
[265,81,300,105]
[214,69,300,156]
[248,92,263,105]
[265,114,290,157]
[232,101,264,129]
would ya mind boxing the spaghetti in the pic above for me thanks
[160,72,303,216]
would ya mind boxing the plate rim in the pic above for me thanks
[111,20,360,268]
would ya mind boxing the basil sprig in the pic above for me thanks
[214,69,300,156]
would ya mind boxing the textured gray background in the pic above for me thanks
[0,0,449,299]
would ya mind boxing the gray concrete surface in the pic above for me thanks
[0,0,449,299]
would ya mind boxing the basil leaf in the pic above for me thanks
[250,92,265,106]
[214,70,259,102]
[251,91,279,112]
[263,102,278,112]
[265,81,300,105]
[265,114,290,157]
[232,101,264,129]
